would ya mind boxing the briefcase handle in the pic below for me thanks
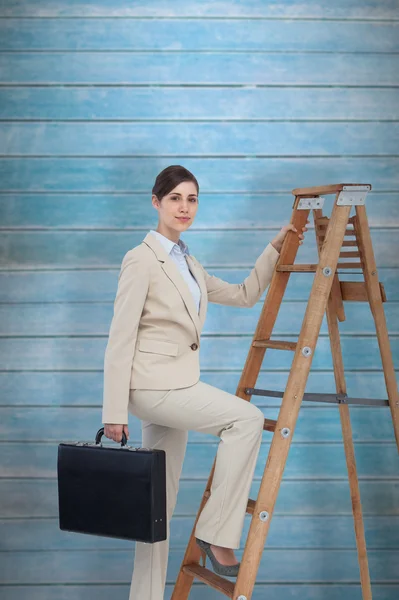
[95,427,127,447]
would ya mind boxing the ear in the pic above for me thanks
[151,194,160,209]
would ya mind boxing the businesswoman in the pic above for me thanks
[102,165,307,600]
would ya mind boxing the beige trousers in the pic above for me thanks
[127,380,265,600]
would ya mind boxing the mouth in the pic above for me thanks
[176,217,190,222]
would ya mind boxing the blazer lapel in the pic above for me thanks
[185,254,208,329]
[142,233,205,341]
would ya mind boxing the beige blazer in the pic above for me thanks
[102,232,280,424]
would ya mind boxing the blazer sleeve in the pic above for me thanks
[192,242,280,308]
[102,250,150,425]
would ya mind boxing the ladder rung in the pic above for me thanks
[253,339,297,351]
[316,216,355,226]
[316,216,355,225]
[182,563,234,597]
[244,388,390,406]
[277,262,362,272]
[277,264,318,272]
[341,281,379,302]
[263,418,277,432]
[339,251,360,259]
[318,228,356,239]
[342,240,358,247]
[318,228,356,237]
[337,262,362,269]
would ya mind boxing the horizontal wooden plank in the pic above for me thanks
[2,122,398,156]
[1,158,397,194]
[1,405,396,443]
[1,268,398,303]
[1,193,397,229]
[0,548,398,584]
[1,584,399,600]
[2,584,399,600]
[0,229,397,267]
[0,53,398,85]
[1,88,398,121]
[0,335,397,371]
[0,302,397,336]
[2,479,398,518]
[0,4,397,596]
[1,0,397,19]
[1,442,398,478]
[1,20,398,52]
[2,515,398,550]
[0,370,395,407]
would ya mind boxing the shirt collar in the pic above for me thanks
[149,230,190,256]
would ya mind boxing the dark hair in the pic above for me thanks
[152,165,199,201]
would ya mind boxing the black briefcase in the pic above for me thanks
[57,427,167,543]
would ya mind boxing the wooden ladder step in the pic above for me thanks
[246,498,256,514]
[316,215,356,225]
[317,227,356,236]
[253,339,297,351]
[341,281,387,302]
[182,563,234,597]
[318,230,356,244]
[277,264,318,272]
[336,262,362,269]
[339,251,361,259]
[263,418,277,432]
[277,263,362,272]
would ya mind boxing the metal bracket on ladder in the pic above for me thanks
[337,185,371,206]
[297,197,325,210]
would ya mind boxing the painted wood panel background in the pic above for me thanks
[0,1,398,599]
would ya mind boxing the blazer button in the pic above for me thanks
[190,343,198,351]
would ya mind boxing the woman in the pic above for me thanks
[102,165,307,599]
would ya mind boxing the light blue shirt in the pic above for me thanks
[149,230,201,314]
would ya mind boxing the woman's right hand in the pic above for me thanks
[103,423,130,443]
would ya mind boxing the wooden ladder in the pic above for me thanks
[171,183,399,600]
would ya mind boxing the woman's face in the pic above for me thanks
[152,180,199,236]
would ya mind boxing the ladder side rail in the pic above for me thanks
[326,299,373,600]
[237,197,310,401]
[232,199,352,599]
[314,212,346,322]
[354,206,399,450]
[314,208,372,600]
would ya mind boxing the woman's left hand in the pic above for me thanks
[271,220,309,253]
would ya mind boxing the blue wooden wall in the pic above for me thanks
[0,1,398,598]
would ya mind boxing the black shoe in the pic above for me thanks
[195,537,240,577]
